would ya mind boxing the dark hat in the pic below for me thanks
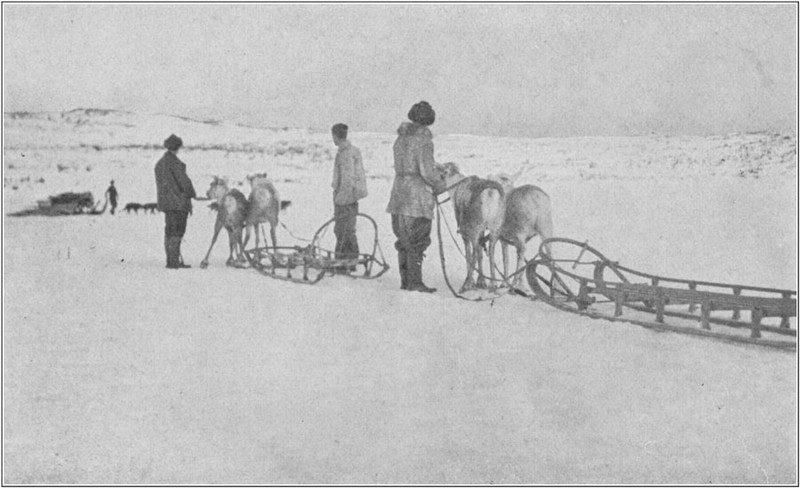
[331,123,348,139]
[164,134,183,151]
[408,101,435,126]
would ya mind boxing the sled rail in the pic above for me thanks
[243,213,390,284]
[527,237,797,350]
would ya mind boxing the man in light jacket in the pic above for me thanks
[331,123,368,270]
[155,134,197,269]
[385,101,446,292]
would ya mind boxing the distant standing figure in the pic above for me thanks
[386,101,445,292]
[331,123,368,271]
[105,180,118,215]
[154,134,197,269]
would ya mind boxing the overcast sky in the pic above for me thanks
[3,4,797,137]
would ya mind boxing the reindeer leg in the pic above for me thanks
[475,236,487,289]
[538,215,554,257]
[488,237,498,291]
[514,244,526,289]
[270,223,277,249]
[200,220,224,269]
[501,241,510,288]
[233,227,248,267]
[225,229,237,267]
[460,237,474,293]
[244,224,262,264]
[242,225,251,251]
[226,227,244,267]
[239,228,247,261]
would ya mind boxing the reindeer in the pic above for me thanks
[488,175,554,290]
[437,162,506,292]
[242,173,281,250]
[199,177,249,269]
[142,203,158,214]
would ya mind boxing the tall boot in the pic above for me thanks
[398,250,409,290]
[173,237,191,269]
[406,251,436,293]
[167,237,191,269]
[164,236,175,268]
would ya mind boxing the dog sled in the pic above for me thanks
[9,191,107,217]
[40,191,107,214]
[243,213,390,285]
[525,237,797,349]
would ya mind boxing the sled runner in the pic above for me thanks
[526,237,797,350]
[243,213,390,284]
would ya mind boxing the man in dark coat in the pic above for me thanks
[154,134,196,269]
[385,101,446,292]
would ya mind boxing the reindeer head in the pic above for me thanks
[486,173,514,196]
[247,172,271,189]
[205,176,229,200]
[436,162,464,188]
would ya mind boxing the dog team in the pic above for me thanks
[152,101,553,293]
[103,181,158,216]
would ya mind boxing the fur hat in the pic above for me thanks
[408,101,435,126]
[164,134,183,151]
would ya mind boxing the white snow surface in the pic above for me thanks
[3,109,798,484]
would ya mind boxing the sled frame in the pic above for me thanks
[526,237,797,350]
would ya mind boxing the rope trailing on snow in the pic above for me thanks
[435,196,525,302]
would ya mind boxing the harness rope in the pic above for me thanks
[434,194,528,302]
[279,221,314,242]
[255,213,357,245]
[246,213,389,279]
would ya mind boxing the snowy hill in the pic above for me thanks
[3,109,797,484]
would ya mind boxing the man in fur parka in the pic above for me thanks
[385,101,446,292]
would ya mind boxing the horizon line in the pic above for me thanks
[3,107,796,140]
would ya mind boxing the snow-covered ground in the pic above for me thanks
[3,109,797,484]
